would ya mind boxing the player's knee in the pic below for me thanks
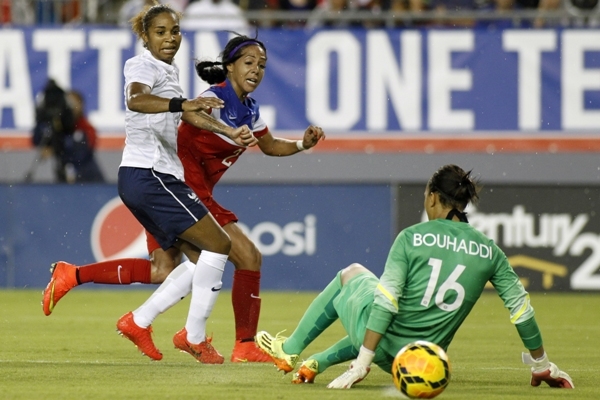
[150,254,178,284]
[232,242,262,272]
[340,263,369,286]
[217,231,232,254]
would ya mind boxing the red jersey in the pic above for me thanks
[146,80,268,254]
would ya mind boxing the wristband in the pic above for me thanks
[296,140,306,151]
[356,345,375,367]
[169,97,187,113]
[522,352,550,372]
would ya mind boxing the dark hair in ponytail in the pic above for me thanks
[427,164,481,210]
[195,61,226,84]
[195,33,267,84]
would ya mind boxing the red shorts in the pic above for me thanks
[145,195,238,254]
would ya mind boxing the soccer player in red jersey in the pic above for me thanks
[42,33,325,363]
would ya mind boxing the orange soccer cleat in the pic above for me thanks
[230,340,272,363]
[173,328,224,364]
[42,261,78,316]
[116,312,163,361]
[292,360,319,384]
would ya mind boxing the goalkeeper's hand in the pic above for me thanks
[522,352,574,389]
[327,346,374,389]
[327,360,370,389]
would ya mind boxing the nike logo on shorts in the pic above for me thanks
[211,286,222,292]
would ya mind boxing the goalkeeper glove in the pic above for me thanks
[522,352,574,388]
[327,346,373,389]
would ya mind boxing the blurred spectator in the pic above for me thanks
[359,0,385,28]
[1,0,10,23]
[180,0,250,31]
[64,90,105,183]
[119,0,186,27]
[31,79,75,182]
[386,0,429,27]
[306,0,363,28]
[430,0,478,27]
[270,0,317,27]
[31,80,104,183]
[119,0,155,27]
[533,0,563,27]
[35,0,83,24]
[475,0,525,29]
[12,0,36,24]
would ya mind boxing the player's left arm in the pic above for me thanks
[182,110,258,147]
[490,249,574,389]
[257,125,325,156]
[522,345,574,388]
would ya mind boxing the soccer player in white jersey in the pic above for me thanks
[100,2,253,363]
[256,164,574,390]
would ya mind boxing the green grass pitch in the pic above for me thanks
[0,289,596,399]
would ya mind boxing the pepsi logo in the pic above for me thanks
[90,196,148,261]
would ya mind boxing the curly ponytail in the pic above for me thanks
[195,61,227,85]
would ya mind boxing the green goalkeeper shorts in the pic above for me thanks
[333,270,377,349]
[332,270,394,373]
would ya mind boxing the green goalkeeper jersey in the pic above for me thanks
[366,218,541,356]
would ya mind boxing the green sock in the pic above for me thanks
[283,272,342,355]
[310,336,358,373]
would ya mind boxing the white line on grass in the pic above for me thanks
[0,359,265,367]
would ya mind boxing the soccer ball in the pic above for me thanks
[392,341,451,399]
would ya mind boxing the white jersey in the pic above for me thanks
[120,49,185,180]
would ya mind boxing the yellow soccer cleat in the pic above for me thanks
[255,331,299,373]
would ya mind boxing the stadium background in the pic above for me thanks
[1,24,599,292]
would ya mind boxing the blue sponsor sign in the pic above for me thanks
[0,184,393,290]
[1,28,599,134]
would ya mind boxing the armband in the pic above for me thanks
[169,97,187,113]
[296,140,306,151]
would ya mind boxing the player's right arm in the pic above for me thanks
[328,232,409,389]
[126,82,224,114]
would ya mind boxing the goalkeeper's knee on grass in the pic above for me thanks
[522,352,574,389]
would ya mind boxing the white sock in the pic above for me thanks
[185,251,227,344]
[132,260,194,328]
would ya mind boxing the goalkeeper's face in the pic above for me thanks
[423,185,438,221]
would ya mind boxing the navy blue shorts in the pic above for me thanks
[118,167,209,250]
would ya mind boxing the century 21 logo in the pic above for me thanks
[237,214,316,256]
[469,205,600,290]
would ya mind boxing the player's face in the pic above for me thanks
[424,187,434,221]
[227,45,267,99]
[142,12,181,65]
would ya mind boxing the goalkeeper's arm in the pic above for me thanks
[522,347,574,389]
[326,329,382,389]
[516,318,574,389]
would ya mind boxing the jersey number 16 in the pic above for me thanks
[421,258,466,312]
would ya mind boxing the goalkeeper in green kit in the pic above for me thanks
[256,164,574,390]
